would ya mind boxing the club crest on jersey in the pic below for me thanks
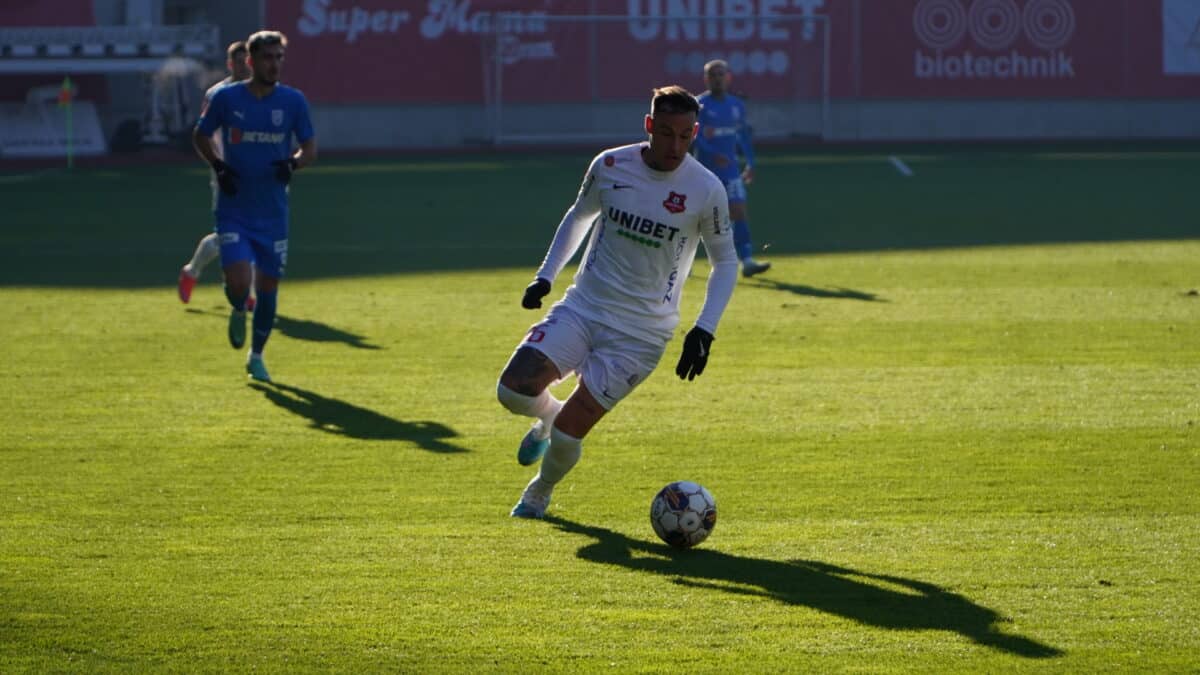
[604,155,614,167]
[271,109,283,126]
[663,191,687,214]
[230,127,242,144]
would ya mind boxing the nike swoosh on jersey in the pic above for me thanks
[613,183,633,190]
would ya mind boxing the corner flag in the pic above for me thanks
[58,76,74,168]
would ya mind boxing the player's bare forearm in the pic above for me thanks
[192,129,219,166]
[294,138,317,169]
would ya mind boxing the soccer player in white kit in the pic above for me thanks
[177,40,253,307]
[497,86,739,519]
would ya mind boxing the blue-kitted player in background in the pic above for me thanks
[193,30,317,383]
[695,59,771,278]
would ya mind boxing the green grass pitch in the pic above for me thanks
[1,146,1198,671]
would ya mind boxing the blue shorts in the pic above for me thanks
[216,217,288,278]
[721,176,747,204]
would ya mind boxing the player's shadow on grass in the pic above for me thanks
[274,315,381,350]
[249,382,467,453]
[544,516,1061,659]
[184,308,381,350]
[748,278,885,302]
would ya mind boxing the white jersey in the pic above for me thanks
[535,142,739,344]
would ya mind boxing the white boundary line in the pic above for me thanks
[888,155,914,177]
[0,167,63,184]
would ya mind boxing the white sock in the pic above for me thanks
[536,426,582,487]
[186,233,221,276]
[497,383,563,435]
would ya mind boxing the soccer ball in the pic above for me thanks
[650,481,717,549]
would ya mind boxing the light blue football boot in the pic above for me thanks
[246,356,271,383]
[517,419,551,466]
[741,258,772,278]
[510,478,551,519]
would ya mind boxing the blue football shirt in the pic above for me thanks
[196,82,314,225]
[694,91,755,182]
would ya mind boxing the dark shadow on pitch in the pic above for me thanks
[249,382,467,452]
[274,314,381,350]
[182,307,381,350]
[543,516,1061,659]
[747,277,885,302]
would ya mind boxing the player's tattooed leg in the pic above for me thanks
[499,346,560,396]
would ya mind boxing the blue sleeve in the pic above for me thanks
[736,100,755,168]
[196,88,225,136]
[293,92,314,143]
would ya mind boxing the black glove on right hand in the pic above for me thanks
[271,157,298,184]
[521,278,551,309]
[211,159,238,196]
[675,327,715,381]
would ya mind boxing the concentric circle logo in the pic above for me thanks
[968,0,1022,50]
[1022,0,1075,50]
[913,0,968,51]
[914,0,1076,51]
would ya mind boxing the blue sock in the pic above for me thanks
[224,285,248,312]
[733,220,753,260]
[251,289,277,355]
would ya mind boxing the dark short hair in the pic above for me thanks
[650,85,700,116]
[247,30,287,54]
[226,40,247,60]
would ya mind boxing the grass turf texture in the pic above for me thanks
[1,147,1198,671]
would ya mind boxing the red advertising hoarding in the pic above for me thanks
[265,0,1200,102]
[859,0,1123,97]
[0,0,95,27]
[265,0,842,103]
[857,0,1200,98]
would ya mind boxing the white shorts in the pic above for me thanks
[517,304,667,411]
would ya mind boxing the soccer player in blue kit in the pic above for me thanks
[193,30,316,382]
[694,59,771,278]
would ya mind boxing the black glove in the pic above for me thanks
[675,327,714,381]
[521,278,551,309]
[271,157,299,184]
[211,159,238,196]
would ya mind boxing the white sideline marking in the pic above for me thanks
[888,156,914,177]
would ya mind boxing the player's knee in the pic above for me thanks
[498,369,540,396]
[499,348,556,396]
[200,233,220,255]
[223,262,253,290]
[497,381,538,413]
